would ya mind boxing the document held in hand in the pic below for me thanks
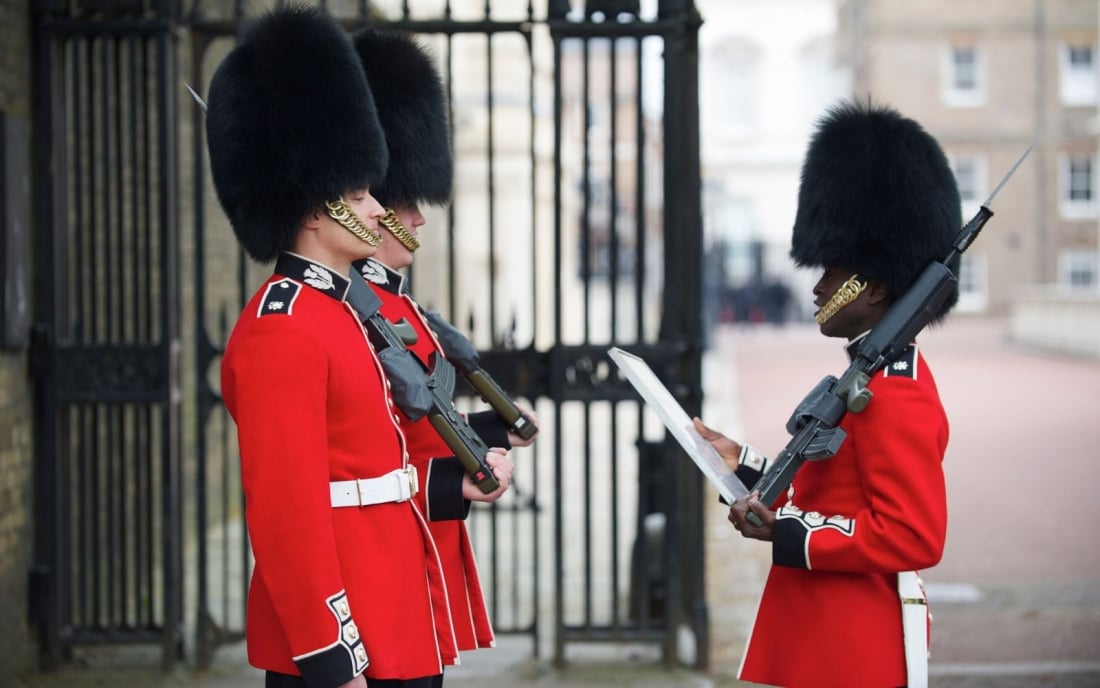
[608,347,750,504]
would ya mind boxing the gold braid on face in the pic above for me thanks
[325,199,382,247]
[814,274,867,325]
[380,208,421,252]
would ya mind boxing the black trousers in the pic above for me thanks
[265,670,443,688]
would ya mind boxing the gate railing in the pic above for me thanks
[30,0,183,668]
[189,0,707,670]
[30,0,705,672]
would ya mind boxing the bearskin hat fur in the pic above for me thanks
[791,100,962,321]
[353,29,452,208]
[205,6,388,263]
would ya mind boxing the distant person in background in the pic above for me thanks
[762,279,792,324]
[695,99,960,688]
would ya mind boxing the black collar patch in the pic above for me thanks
[275,252,350,302]
[844,333,918,379]
[353,257,406,295]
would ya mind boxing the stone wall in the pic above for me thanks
[0,0,38,678]
[1009,286,1100,359]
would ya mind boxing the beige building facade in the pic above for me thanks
[837,0,1099,317]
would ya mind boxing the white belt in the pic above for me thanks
[330,466,418,507]
[898,571,928,688]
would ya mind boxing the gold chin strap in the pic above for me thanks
[815,274,867,325]
[325,199,382,247]
[380,209,421,252]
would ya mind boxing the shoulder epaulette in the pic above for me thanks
[257,278,302,317]
[881,343,918,380]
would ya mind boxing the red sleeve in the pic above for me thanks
[224,316,356,671]
[773,370,949,573]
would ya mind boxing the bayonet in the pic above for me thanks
[983,141,1036,208]
[186,83,207,113]
[950,141,1036,260]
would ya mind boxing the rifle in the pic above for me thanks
[745,144,1034,526]
[419,309,539,441]
[184,86,503,489]
[346,271,500,494]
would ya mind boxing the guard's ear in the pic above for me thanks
[303,208,324,231]
[865,279,892,306]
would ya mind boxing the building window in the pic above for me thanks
[954,158,979,201]
[953,47,977,89]
[956,252,988,312]
[951,153,988,218]
[1059,250,1098,289]
[800,34,847,124]
[1069,158,1092,201]
[1059,43,1098,106]
[1059,153,1098,219]
[941,43,985,108]
[703,38,758,140]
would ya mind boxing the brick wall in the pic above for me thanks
[0,0,38,678]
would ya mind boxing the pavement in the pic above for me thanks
[8,317,1100,688]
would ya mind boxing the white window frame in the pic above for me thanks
[1058,250,1098,289]
[950,153,989,219]
[956,252,988,313]
[702,38,759,142]
[799,34,847,124]
[1059,42,1098,107]
[941,43,985,108]
[1059,153,1099,220]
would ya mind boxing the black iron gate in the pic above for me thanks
[31,0,706,673]
[29,0,183,668]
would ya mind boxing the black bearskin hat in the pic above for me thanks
[790,100,962,321]
[353,29,452,209]
[205,6,388,262]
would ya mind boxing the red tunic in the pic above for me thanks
[357,258,498,653]
[221,253,458,684]
[738,339,948,688]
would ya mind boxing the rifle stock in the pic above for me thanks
[420,309,539,441]
[346,273,500,494]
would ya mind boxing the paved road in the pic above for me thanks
[10,317,1100,688]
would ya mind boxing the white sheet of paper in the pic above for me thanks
[608,347,750,503]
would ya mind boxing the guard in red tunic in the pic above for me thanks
[349,29,532,654]
[204,8,458,687]
[696,100,960,688]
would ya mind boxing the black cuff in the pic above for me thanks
[772,516,809,569]
[734,464,763,488]
[295,645,357,688]
[719,466,762,505]
[427,457,472,521]
[467,410,512,449]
